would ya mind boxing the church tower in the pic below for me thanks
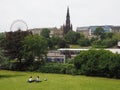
[63,7,73,35]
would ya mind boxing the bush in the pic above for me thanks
[74,49,120,78]
[8,62,24,71]
[92,40,105,48]
[37,63,76,75]
[78,38,91,46]
[102,39,117,48]
[92,38,117,48]
[66,58,74,64]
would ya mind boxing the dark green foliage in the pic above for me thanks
[108,54,120,78]
[44,36,63,50]
[3,30,31,63]
[74,49,120,78]
[47,38,54,50]
[26,61,45,71]
[4,60,45,71]
[93,27,105,40]
[48,36,61,49]
[41,28,50,38]
[92,39,117,48]
[113,32,120,41]
[66,58,74,64]
[91,30,117,48]
[0,33,5,47]
[105,32,114,39]
[0,33,8,66]
[78,38,91,46]
[64,31,80,44]
[58,39,69,48]
[38,63,76,75]
[92,40,105,48]
[0,48,8,68]
[51,36,61,45]
[102,39,117,48]
[22,35,48,63]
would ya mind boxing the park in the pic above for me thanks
[0,24,120,90]
[0,1,120,90]
[0,70,120,90]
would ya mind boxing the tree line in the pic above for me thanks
[0,28,120,79]
[0,30,48,70]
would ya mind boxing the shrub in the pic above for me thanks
[66,58,74,64]
[74,49,120,78]
[37,63,75,75]
[78,38,90,46]
[102,39,117,48]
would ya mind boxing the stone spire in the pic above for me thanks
[63,6,72,35]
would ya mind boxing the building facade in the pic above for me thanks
[76,27,90,37]
[29,27,64,38]
[110,26,120,33]
[76,25,120,37]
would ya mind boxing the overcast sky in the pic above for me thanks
[0,0,120,32]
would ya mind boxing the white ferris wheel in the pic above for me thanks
[10,20,28,31]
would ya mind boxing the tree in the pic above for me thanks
[3,30,31,63]
[0,33,5,47]
[78,38,90,46]
[105,32,114,39]
[22,35,48,62]
[41,28,50,38]
[51,36,61,45]
[58,39,69,48]
[113,32,120,41]
[49,36,62,49]
[47,38,54,50]
[0,33,9,69]
[102,38,116,48]
[0,48,8,66]
[94,27,105,40]
[64,31,80,44]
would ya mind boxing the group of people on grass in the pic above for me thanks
[28,76,47,83]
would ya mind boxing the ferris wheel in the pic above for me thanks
[10,20,28,31]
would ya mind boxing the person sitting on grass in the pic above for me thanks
[28,76,34,83]
[36,76,41,82]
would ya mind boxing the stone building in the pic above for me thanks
[76,25,120,37]
[110,26,120,33]
[29,27,63,38]
[76,27,90,37]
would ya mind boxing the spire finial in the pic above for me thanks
[67,6,70,17]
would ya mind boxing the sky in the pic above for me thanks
[0,0,120,32]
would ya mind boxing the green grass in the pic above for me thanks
[0,70,120,90]
[70,45,91,49]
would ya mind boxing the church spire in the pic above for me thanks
[63,6,72,35]
[66,6,70,26]
[67,6,70,18]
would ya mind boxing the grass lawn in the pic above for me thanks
[0,70,120,90]
[70,45,91,49]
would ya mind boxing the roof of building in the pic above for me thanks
[58,48,120,54]
[110,26,120,30]
[76,27,89,31]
